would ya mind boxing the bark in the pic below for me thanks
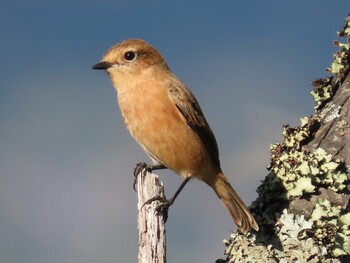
[217,14,350,263]
[137,171,167,263]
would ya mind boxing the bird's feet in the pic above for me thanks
[133,162,166,191]
[141,195,174,222]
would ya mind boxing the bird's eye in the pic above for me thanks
[124,51,136,61]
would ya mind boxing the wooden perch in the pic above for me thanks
[137,170,167,263]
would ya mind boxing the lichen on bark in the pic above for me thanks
[218,14,350,263]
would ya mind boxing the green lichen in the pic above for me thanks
[219,115,349,261]
[329,52,346,74]
[311,15,350,111]
[218,210,342,263]
[338,15,350,38]
[308,198,350,257]
[266,125,349,257]
[219,233,276,263]
[311,79,333,110]
[270,146,348,199]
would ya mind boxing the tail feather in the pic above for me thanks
[210,172,259,234]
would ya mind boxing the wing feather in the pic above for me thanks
[168,81,220,168]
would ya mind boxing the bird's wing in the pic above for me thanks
[168,81,220,168]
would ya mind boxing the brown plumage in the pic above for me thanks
[92,39,259,234]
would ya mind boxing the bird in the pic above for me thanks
[92,39,259,234]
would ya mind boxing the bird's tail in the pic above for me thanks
[209,172,259,234]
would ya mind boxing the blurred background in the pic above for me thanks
[1,1,349,262]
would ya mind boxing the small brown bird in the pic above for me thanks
[92,39,258,234]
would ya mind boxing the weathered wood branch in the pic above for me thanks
[137,171,167,263]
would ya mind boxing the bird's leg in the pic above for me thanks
[133,162,166,191]
[141,177,191,222]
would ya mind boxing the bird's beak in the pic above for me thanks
[92,61,113,70]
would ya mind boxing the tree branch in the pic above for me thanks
[137,170,167,263]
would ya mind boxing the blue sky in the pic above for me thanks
[1,1,349,263]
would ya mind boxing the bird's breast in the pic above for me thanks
[116,81,212,178]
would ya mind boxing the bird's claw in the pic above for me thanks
[141,195,171,222]
[134,162,152,177]
[133,163,166,191]
[133,162,152,191]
